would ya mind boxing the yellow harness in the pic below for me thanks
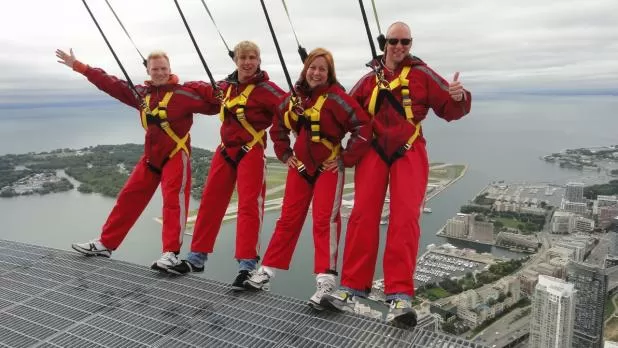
[219,84,264,152]
[367,66,421,151]
[140,92,189,158]
[283,95,341,162]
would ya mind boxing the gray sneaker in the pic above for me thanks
[308,275,336,311]
[385,299,417,328]
[320,288,356,313]
[244,269,271,291]
[71,239,111,258]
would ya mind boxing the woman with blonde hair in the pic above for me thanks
[245,48,372,309]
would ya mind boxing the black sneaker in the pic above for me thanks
[167,260,204,275]
[231,270,251,291]
[385,299,417,328]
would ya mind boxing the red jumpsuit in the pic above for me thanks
[262,82,372,274]
[74,63,220,253]
[340,55,472,296]
[190,71,284,260]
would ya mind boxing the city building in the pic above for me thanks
[599,206,618,230]
[469,220,495,242]
[574,216,595,233]
[567,262,609,348]
[565,182,585,203]
[551,211,576,234]
[593,195,618,215]
[495,231,539,251]
[529,275,576,348]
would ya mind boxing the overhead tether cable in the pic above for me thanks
[280,0,308,63]
[259,0,297,99]
[172,0,222,98]
[370,0,387,51]
[103,0,147,67]
[81,0,148,110]
[199,0,235,60]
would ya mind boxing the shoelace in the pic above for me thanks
[253,271,270,283]
[162,252,178,262]
[316,282,335,298]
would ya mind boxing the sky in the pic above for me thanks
[1,0,617,105]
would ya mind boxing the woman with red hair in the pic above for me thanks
[245,48,372,310]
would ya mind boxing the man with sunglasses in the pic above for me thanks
[322,21,471,327]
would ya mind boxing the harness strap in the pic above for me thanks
[141,92,189,159]
[366,66,423,165]
[219,84,265,155]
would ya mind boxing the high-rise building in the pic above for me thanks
[565,182,585,203]
[529,275,576,348]
[567,262,608,348]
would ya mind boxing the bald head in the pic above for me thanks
[384,21,413,70]
[386,22,411,39]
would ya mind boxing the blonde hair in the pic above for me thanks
[233,41,261,61]
[147,50,170,66]
[300,48,337,85]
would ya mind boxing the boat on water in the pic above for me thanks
[423,207,432,213]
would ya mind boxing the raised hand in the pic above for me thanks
[56,48,77,68]
[448,72,465,102]
[286,155,299,169]
[321,158,339,173]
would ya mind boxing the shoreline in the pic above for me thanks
[169,163,468,230]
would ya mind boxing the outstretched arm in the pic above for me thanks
[56,48,141,110]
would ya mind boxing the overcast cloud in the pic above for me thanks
[2,0,617,103]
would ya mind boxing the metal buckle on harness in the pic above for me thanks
[215,88,225,102]
[395,143,411,157]
[241,144,251,153]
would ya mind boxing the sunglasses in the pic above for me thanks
[386,38,412,46]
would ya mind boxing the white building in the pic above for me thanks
[551,211,576,234]
[529,275,576,348]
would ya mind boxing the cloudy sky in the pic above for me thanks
[2,0,616,105]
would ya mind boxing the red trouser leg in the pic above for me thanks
[235,147,266,259]
[340,149,389,292]
[100,156,159,250]
[383,141,429,297]
[160,151,192,253]
[261,168,313,270]
[311,168,345,274]
[191,148,236,253]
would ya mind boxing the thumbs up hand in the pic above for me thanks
[448,72,465,102]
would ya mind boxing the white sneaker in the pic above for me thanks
[154,252,181,270]
[244,268,272,291]
[71,239,111,258]
[309,274,336,310]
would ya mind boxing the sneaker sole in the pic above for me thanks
[71,245,111,258]
[231,285,247,292]
[243,281,270,291]
[388,312,418,328]
[150,262,170,274]
[307,300,325,311]
[319,297,347,312]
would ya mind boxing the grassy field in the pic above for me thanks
[496,217,522,229]
[606,317,618,341]
[186,162,464,218]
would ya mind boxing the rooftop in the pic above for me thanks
[0,239,487,348]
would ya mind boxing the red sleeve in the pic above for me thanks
[349,71,373,108]
[269,94,294,163]
[332,91,373,167]
[182,81,222,116]
[77,63,142,110]
[417,65,471,121]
